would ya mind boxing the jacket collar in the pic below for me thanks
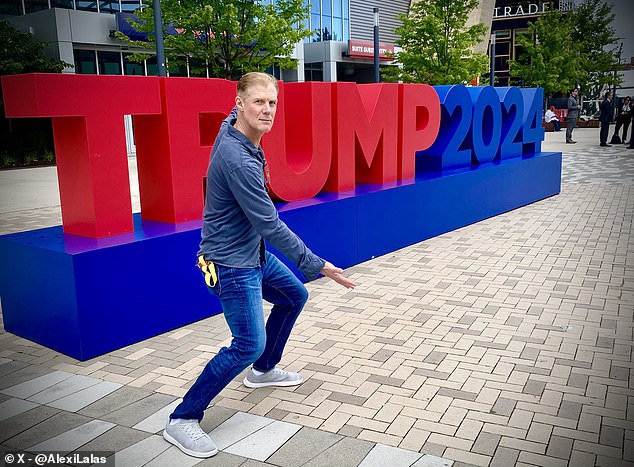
[224,108,265,164]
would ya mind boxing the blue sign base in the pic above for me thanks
[0,152,561,360]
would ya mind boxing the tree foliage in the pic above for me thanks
[0,20,68,76]
[117,0,310,80]
[0,21,68,167]
[570,0,621,93]
[382,0,488,85]
[509,0,620,97]
[508,11,580,97]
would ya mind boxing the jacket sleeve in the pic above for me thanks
[229,163,325,280]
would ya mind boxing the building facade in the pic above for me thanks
[1,0,409,83]
[488,0,574,87]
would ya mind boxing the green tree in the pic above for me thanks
[509,0,620,105]
[570,0,621,94]
[0,21,68,76]
[383,0,488,85]
[508,11,580,99]
[117,0,310,80]
[0,21,69,168]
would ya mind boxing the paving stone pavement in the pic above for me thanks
[0,125,633,466]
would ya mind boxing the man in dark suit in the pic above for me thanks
[599,91,613,147]
[623,105,634,149]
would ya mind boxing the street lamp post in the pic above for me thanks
[373,7,379,83]
[489,32,496,86]
[153,0,167,77]
[612,42,623,121]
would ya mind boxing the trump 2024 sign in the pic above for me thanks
[0,74,560,360]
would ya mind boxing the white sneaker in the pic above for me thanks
[243,367,303,388]
[163,418,218,458]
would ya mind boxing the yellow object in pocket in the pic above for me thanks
[198,255,218,287]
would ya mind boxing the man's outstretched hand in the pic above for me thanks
[321,261,356,289]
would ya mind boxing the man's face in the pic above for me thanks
[236,83,278,138]
[572,90,578,97]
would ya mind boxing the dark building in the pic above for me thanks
[488,0,574,86]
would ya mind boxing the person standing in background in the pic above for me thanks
[566,88,580,144]
[599,91,613,147]
[612,96,632,143]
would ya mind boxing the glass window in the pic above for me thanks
[0,0,23,16]
[123,53,144,75]
[311,0,319,14]
[266,65,281,79]
[321,15,332,41]
[310,12,321,41]
[188,57,207,77]
[495,56,509,72]
[25,0,49,13]
[495,41,510,56]
[304,63,323,81]
[494,29,511,39]
[333,0,341,17]
[74,49,97,74]
[51,0,75,8]
[322,0,330,16]
[332,17,342,41]
[343,18,349,41]
[76,0,98,11]
[145,55,158,76]
[97,50,122,75]
[513,28,530,61]
[167,57,187,77]
[99,0,119,13]
[120,0,139,12]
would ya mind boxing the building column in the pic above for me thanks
[324,61,338,82]
[294,41,305,82]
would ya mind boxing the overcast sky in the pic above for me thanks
[608,0,633,61]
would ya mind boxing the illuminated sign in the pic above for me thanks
[348,39,395,61]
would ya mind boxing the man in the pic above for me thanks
[628,99,634,149]
[162,72,355,458]
[599,91,613,147]
[566,88,580,144]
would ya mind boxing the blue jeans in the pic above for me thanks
[170,251,308,422]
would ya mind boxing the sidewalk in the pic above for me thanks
[1,125,633,466]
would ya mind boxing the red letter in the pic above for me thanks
[263,82,332,202]
[1,74,161,238]
[326,83,399,192]
[133,78,236,223]
[399,84,441,179]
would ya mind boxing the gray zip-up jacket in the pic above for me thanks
[567,96,580,120]
[198,108,325,280]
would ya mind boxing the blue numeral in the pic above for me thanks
[418,85,472,172]
[496,87,524,159]
[469,86,502,164]
[521,88,545,155]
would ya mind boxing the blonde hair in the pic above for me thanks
[237,72,278,97]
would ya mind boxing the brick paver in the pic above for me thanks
[1,126,633,466]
